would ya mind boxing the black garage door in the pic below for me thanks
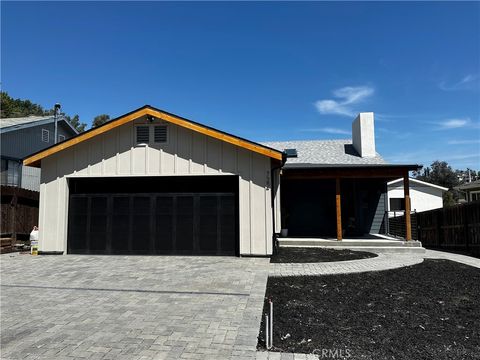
[67,176,238,255]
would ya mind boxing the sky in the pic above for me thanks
[2,1,479,170]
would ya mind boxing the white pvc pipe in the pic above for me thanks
[265,314,270,349]
[269,300,273,349]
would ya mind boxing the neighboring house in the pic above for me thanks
[1,115,78,191]
[455,180,480,203]
[386,178,447,216]
[23,106,419,256]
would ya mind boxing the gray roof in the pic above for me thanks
[0,115,78,134]
[455,179,480,191]
[261,139,387,168]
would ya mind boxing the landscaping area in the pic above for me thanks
[258,259,480,359]
[270,247,377,263]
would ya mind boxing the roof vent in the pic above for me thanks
[284,148,298,158]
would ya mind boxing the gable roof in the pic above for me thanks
[261,139,387,168]
[0,115,79,135]
[455,179,480,191]
[387,177,448,191]
[23,105,283,167]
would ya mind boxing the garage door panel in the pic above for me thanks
[220,196,236,253]
[175,196,194,252]
[68,197,88,253]
[199,196,219,252]
[111,196,130,252]
[68,177,238,256]
[155,196,174,252]
[132,196,151,251]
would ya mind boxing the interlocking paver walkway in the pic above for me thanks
[0,254,270,360]
[270,253,424,277]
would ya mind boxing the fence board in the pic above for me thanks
[388,201,480,257]
[0,186,39,239]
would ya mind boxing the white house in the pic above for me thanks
[23,106,420,255]
[387,178,447,215]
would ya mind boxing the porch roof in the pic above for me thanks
[282,164,422,179]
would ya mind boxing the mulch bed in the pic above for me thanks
[258,259,480,359]
[270,247,377,263]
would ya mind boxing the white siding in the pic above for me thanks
[21,165,41,191]
[38,117,275,255]
[387,183,444,214]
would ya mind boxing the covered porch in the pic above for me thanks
[280,165,421,241]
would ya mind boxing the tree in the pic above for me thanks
[0,91,87,133]
[415,161,459,189]
[415,161,460,206]
[92,114,110,128]
[1,91,45,118]
[65,114,87,133]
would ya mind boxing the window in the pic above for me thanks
[154,125,168,143]
[58,135,66,142]
[390,198,405,211]
[136,126,149,144]
[42,129,49,142]
[471,192,480,202]
[0,159,21,187]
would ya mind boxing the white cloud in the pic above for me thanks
[315,86,374,117]
[439,74,479,91]
[436,118,470,130]
[302,127,350,135]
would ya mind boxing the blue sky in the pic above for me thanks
[2,2,479,169]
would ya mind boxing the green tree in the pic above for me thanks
[1,91,45,117]
[92,114,110,128]
[1,91,87,133]
[65,114,87,133]
[415,161,460,207]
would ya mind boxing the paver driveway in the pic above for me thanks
[0,254,270,360]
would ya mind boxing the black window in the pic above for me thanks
[136,126,149,143]
[154,125,168,143]
[390,198,405,211]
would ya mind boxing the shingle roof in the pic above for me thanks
[261,139,387,168]
[455,179,480,191]
[0,115,78,134]
[0,116,53,129]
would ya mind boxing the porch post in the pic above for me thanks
[336,177,342,241]
[403,173,412,241]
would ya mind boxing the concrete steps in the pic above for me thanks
[277,238,425,254]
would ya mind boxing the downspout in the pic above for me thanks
[270,153,287,255]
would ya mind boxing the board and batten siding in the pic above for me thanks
[38,117,276,256]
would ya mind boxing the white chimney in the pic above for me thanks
[352,112,376,157]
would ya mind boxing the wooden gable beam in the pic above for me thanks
[23,106,283,167]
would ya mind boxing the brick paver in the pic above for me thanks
[0,254,270,360]
[270,253,424,277]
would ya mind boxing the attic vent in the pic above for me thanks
[136,126,149,143]
[42,129,49,143]
[154,125,168,143]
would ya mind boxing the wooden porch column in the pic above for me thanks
[403,174,412,241]
[336,178,342,241]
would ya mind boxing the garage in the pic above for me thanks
[24,105,282,256]
[67,176,238,255]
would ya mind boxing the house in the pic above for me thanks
[387,178,447,215]
[455,180,480,202]
[1,115,78,191]
[23,106,420,256]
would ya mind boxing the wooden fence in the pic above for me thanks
[1,186,39,240]
[388,201,480,257]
